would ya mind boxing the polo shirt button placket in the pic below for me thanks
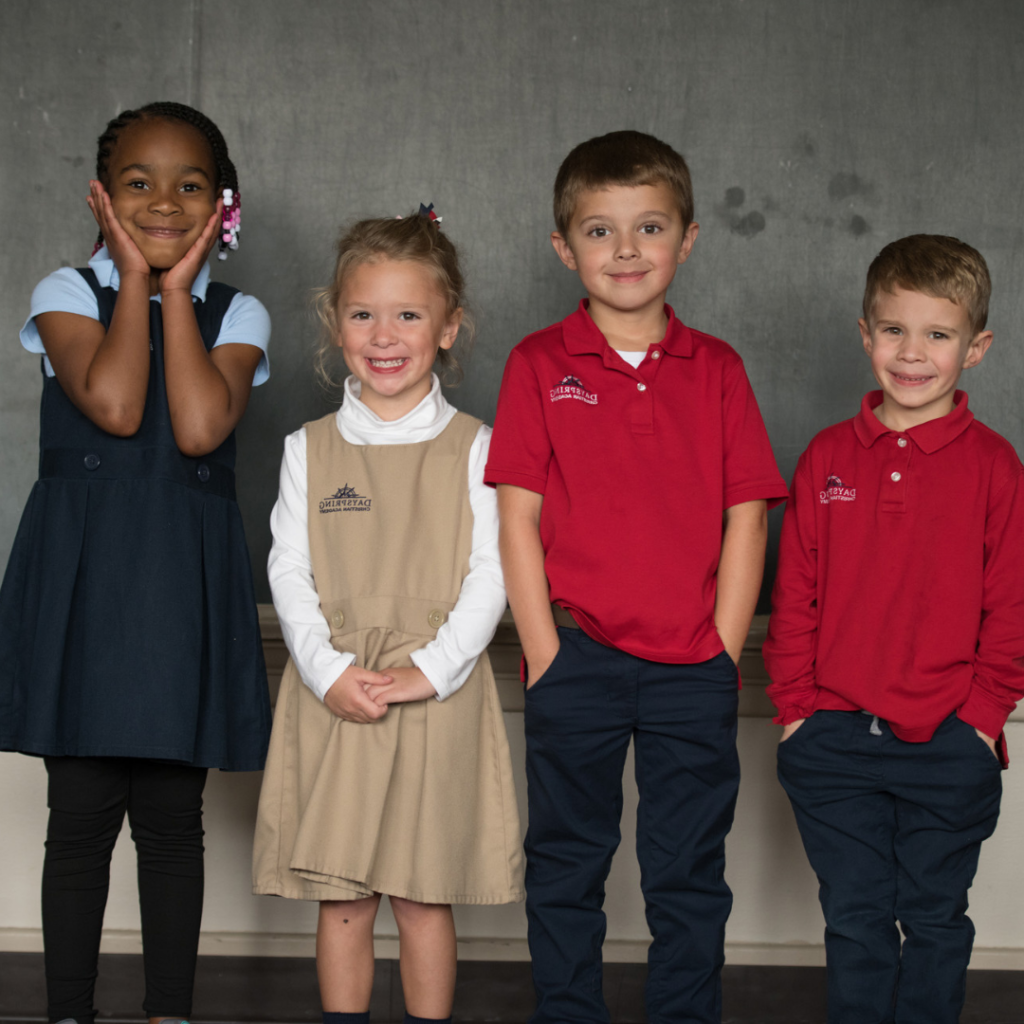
[631,375,654,434]
[881,436,910,513]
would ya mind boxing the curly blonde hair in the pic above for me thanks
[314,215,472,391]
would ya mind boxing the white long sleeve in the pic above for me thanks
[267,375,507,702]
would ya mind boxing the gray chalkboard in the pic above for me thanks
[3,1,1023,605]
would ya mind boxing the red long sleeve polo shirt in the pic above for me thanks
[486,301,787,664]
[764,391,1024,743]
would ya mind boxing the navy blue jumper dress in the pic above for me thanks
[0,269,270,770]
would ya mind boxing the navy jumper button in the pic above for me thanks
[197,464,210,482]
[84,453,100,470]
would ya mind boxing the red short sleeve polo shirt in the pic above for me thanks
[486,301,788,664]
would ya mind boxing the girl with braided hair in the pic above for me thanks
[0,102,271,1024]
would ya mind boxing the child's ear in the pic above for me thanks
[551,232,578,271]
[859,318,873,354]
[439,308,463,351]
[962,329,993,369]
[676,222,700,265]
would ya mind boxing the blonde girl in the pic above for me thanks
[254,213,523,1024]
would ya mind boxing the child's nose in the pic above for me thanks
[370,324,396,346]
[899,335,927,359]
[149,186,183,215]
[615,236,639,259]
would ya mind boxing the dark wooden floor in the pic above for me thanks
[2,952,1023,1023]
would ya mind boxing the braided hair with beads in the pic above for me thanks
[94,101,241,260]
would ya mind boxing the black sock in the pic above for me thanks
[402,1015,452,1024]
[323,1014,370,1024]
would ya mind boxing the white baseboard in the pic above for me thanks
[2,928,1022,969]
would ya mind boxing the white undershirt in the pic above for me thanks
[614,348,647,368]
[267,374,506,702]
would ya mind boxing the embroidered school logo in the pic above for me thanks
[549,374,598,405]
[819,474,856,504]
[319,484,372,513]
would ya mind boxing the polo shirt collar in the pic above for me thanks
[853,390,974,453]
[562,300,694,358]
[88,244,211,302]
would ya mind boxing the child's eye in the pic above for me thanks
[588,226,610,238]
[180,182,203,193]
[929,332,949,340]
[126,180,150,191]
[399,311,421,321]
[351,311,371,321]
[640,223,662,234]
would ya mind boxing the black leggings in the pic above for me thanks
[42,757,208,1024]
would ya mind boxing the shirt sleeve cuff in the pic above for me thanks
[957,688,1012,742]
[308,650,357,702]
[767,686,818,726]
[724,481,789,510]
[483,467,547,493]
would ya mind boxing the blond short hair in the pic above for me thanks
[314,215,471,390]
[553,130,694,236]
[863,234,991,335]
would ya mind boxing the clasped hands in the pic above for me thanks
[323,664,437,723]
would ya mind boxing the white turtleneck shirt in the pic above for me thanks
[267,374,506,702]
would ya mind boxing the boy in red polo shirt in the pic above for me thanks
[764,234,1024,1024]
[486,130,787,1024]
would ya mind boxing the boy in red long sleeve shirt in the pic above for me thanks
[764,234,1024,1024]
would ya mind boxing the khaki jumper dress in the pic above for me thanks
[253,411,524,904]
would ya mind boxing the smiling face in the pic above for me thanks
[551,181,698,336]
[860,286,993,430]
[336,258,461,420]
[105,117,218,271]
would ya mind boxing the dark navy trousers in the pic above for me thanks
[524,627,740,1024]
[777,711,1002,1024]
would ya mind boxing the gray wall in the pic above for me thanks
[3,0,1024,603]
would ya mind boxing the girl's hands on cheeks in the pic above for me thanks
[159,199,223,296]
[87,181,149,282]
[324,665,393,723]
[365,667,438,707]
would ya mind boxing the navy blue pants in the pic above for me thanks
[777,711,1002,1024]
[524,627,740,1024]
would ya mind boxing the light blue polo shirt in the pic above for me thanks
[20,246,271,385]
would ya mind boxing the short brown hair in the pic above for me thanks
[314,214,471,390]
[553,130,694,236]
[863,234,991,335]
